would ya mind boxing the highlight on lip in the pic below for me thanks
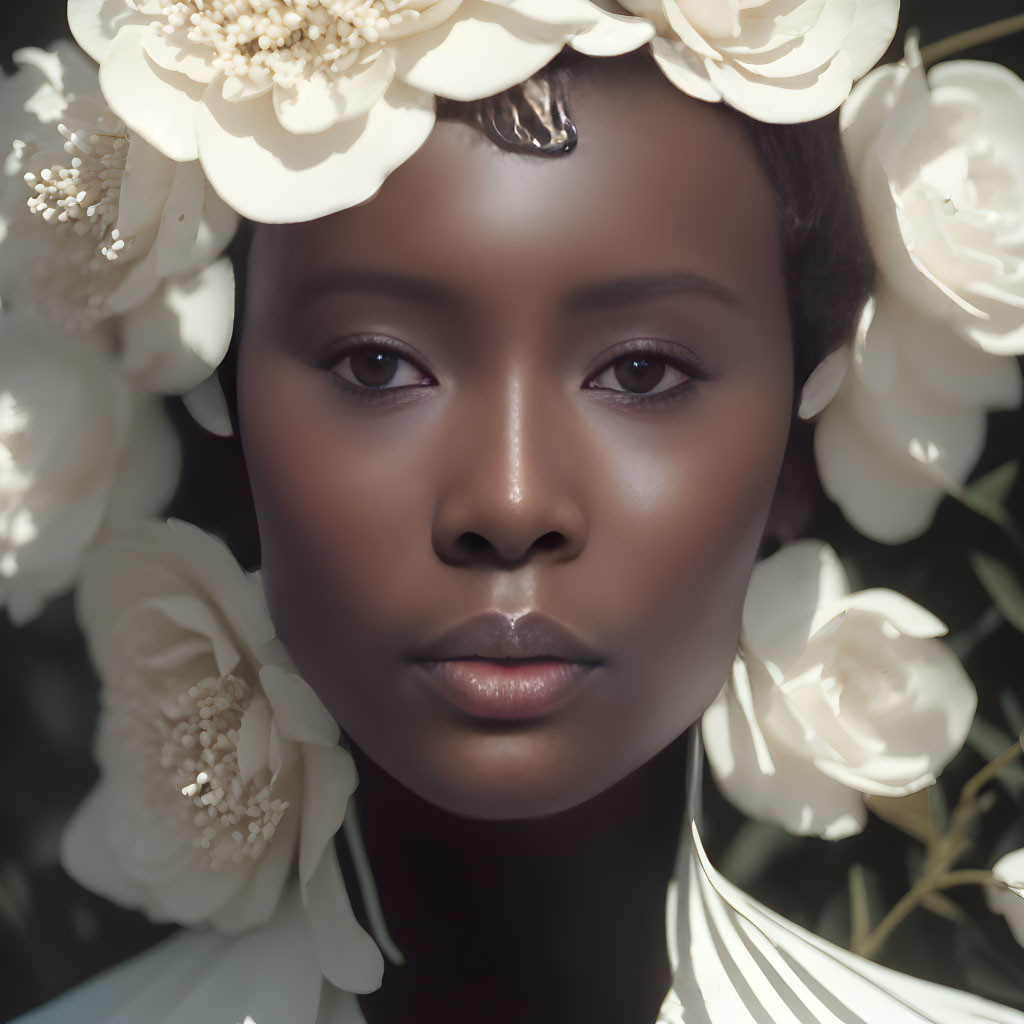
[417,657,598,721]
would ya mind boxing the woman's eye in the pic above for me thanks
[331,343,431,391]
[588,350,693,396]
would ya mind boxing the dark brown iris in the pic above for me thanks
[614,356,666,394]
[350,349,399,388]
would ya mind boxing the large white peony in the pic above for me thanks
[702,539,977,840]
[812,288,1022,543]
[812,41,1024,543]
[843,40,1024,356]
[65,518,384,993]
[618,0,898,122]
[1,43,237,393]
[67,0,654,222]
[0,314,179,625]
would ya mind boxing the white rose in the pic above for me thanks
[1,43,237,392]
[619,0,898,122]
[812,287,1022,544]
[68,0,654,222]
[702,539,977,839]
[64,518,384,993]
[843,39,1024,356]
[0,314,179,624]
[987,848,1024,949]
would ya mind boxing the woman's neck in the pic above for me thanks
[342,732,690,1024]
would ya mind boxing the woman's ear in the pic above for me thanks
[763,420,819,550]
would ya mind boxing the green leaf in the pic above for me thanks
[966,718,1024,801]
[971,550,1024,634]
[849,863,871,949]
[866,789,935,844]
[716,819,801,889]
[961,461,1023,552]
[999,687,1024,735]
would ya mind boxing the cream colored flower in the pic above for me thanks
[702,540,977,839]
[0,314,179,625]
[68,0,654,222]
[812,287,1022,544]
[843,39,1024,356]
[619,0,898,122]
[987,848,1024,949]
[64,519,383,993]
[1,43,237,392]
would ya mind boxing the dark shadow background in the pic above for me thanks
[2,2,1024,1020]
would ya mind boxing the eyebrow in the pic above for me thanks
[286,269,741,314]
[287,270,461,312]
[563,272,741,313]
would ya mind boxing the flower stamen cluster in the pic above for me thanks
[158,674,289,867]
[156,0,451,90]
[24,115,133,264]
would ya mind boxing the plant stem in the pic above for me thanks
[920,14,1024,65]
[855,736,1024,959]
[855,871,1008,959]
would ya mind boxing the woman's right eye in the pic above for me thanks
[326,340,434,392]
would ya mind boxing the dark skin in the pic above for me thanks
[237,57,793,1024]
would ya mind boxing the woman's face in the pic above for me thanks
[237,60,793,820]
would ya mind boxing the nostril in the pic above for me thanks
[536,532,564,551]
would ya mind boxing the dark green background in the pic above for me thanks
[3,3,1024,1020]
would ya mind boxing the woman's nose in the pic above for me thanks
[430,377,588,568]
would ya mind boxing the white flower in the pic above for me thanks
[702,539,977,840]
[987,848,1024,949]
[1,43,237,392]
[68,0,654,222]
[63,519,384,993]
[619,0,898,122]
[0,314,179,625]
[812,288,1022,544]
[843,39,1024,356]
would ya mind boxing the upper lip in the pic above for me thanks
[411,610,603,663]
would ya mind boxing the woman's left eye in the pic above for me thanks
[329,342,432,391]
[586,347,697,398]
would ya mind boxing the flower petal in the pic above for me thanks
[303,849,385,994]
[68,0,147,64]
[798,344,851,420]
[196,81,435,223]
[259,662,342,747]
[100,26,202,162]
[840,589,947,639]
[702,669,867,840]
[99,392,181,536]
[393,0,566,101]
[744,540,849,670]
[297,744,357,887]
[119,259,235,394]
[181,373,233,437]
[709,49,855,122]
[272,50,396,135]
[814,387,955,543]
[60,783,150,909]
[569,6,656,57]
[649,36,721,103]
[843,0,900,79]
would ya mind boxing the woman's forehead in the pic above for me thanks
[251,64,783,310]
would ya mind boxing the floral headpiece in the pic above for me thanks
[4,0,1024,1018]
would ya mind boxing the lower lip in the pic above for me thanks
[416,659,596,720]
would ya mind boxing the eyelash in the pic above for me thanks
[318,335,706,408]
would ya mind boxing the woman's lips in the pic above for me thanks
[417,658,597,720]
